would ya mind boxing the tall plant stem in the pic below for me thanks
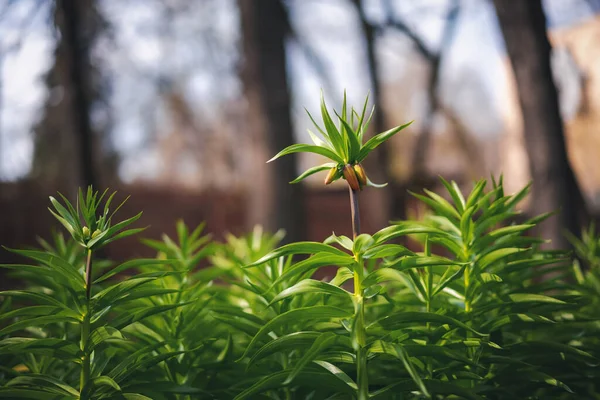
[349,187,361,239]
[348,186,368,399]
[85,248,93,300]
[80,249,93,392]
[464,266,471,313]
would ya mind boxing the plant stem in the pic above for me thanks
[425,266,433,378]
[354,293,369,400]
[85,249,93,300]
[80,249,93,393]
[464,266,471,313]
[349,187,360,239]
[348,186,368,399]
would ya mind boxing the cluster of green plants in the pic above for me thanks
[0,94,598,399]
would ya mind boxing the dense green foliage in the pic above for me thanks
[0,96,598,399]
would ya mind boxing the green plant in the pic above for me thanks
[1,93,598,400]
[266,94,413,399]
[0,188,187,399]
[269,92,411,191]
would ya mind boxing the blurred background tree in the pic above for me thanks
[1,0,600,261]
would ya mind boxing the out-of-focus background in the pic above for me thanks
[1,0,599,262]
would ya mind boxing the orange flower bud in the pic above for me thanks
[353,164,367,188]
[324,167,338,185]
[343,164,361,191]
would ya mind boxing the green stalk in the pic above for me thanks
[424,236,433,378]
[349,187,361,240]
[80,249,93,393]
[349,187,368,400]
[464,266,471,313]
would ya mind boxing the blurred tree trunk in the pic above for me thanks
[238,0,306,243]
[31,0,101,192]
[493,0,586,248]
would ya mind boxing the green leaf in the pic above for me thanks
[88,326,125,350]
[210,305,266,326]
[49,196,78,231]
[479,272,502,283]
[320,93,346,160]
[465,180,487,209]
[291,163,337,184]
[313,360,357,390]
[362,244,413,259]
[373,222,451,243]
[249,332,321,366]
[107,341,169,381]
[246,242,349,267]
[271,253,356,287]
[366,176,388,188]
[474,225,534,250]
[477,247,524,271]
[0,305,75,322]
[330,267,354,287]
[285,332,338,384]
[93,277,157,306]
[0,388,75,399]
[367,341,429,397]
[362,268,406,287]
[482,313,555,332]
[48,210,76,238]
[357,121,413,162]
[432,265,466,296]
[507,293,566,305]
[0,263,81,290]
[307,128,328,147]
[87,211,143,249]
[268,143,344,164]
[324,233,354,251]
[422,188,461,220]
[306,108,332,142]
[241,306,352,359]
[94,259,174,283]
[386,255,462,272]
[122,394,153,400]
[7,374,79,397]
[270,279,351,305]
[439,177,466,213]
[4,248,84,287]
[374,311,485,336]
[0,314,81,336]
[334,109,361,161]
[352,233,374,254]
[112,350,187,383]
[212,314,260,337]
[0,338,82,361]
[110,302,193,330]
[0,290,68,308]
[81,376,121,398]
[355,95,371,141]
[460,205,477,244]
[233,370,356,400]
[517,370,573,393]
[403,344,477,366]
[102,227,147,247]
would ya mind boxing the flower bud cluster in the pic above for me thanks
[342,163,368,191]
